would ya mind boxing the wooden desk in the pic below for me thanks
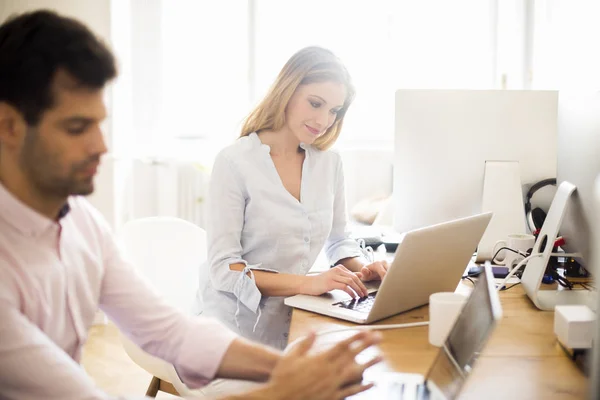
[289,285,588,399]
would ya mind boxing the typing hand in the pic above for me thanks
[266,331,383,400]
[358,260,389,282]
[301,265,368,298]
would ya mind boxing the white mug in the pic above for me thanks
[493,233,536,269]
[428,292,467,347]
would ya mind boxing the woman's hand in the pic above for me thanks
[300,265,368,298]
[358,260,389,282]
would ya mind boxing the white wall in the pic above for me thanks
[0,0,111,40]
[0,0,117,228]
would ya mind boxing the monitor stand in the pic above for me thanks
[521,181,597,311]
[476,160,527,262]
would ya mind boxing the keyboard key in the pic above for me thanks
[334,292,377,313]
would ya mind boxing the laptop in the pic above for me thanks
[351,262,503,399]
[284,213,492,324]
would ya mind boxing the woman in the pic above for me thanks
[199,46,388,350]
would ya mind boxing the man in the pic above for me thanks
[0,10,382,400]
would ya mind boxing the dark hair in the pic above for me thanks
[0,10,117,126]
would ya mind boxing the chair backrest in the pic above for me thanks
[118,217,207,315]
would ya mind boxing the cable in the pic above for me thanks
[491,247,580,264]
[551,271,574,289]
[575,282,593,291]
[491,246,527,262]
[549,252,582,258]
[495,254,543,292]
[285,321,430,350]
[462,276,476,285]
[500,282,521,291]
[582,283,595,290]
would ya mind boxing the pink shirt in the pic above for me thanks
[0,182,237,399]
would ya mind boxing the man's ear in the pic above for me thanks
[0,102,26,149]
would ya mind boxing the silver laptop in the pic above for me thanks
[284,213,492,324]
[351,263,503,399]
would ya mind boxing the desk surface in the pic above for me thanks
[289,284,588,399]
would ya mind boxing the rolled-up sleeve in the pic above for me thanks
[324,153,363,265]
[98,220,237,389]
[206,152,276,314]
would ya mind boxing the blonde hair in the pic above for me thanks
[240,46,355,150]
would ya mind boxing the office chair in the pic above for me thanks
[118,216,207,397]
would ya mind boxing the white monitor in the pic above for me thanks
[591,176,600,399]
[394,90,558,254]
[556,92,600,268]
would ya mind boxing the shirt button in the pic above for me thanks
[284,332,289,338]
[304,237,310,243]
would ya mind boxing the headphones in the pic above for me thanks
[525,178,557,233]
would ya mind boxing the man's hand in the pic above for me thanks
[263,330,383,400]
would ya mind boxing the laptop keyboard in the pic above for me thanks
[353,381,428,399]
[397,382,429,400]
[416,383,429,399]
[333,292,377,313]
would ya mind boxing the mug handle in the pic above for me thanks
[492,240,508,265]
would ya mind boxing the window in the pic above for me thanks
[112,0,249,160]
[160,1,249,150]
[254,0,498,148]
[115,1,587,156]
[530,0,600,90]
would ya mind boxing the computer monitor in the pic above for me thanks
[394,90,557,254]
[426,262,502,398]
[556,92,600,268]
[590,176,600,399]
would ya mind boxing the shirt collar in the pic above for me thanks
[248,132,270,154]
[248,132,311,157]
[0,181,71,237]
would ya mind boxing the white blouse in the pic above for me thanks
[198,132,362,349]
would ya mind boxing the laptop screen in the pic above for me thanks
[425,266,499,398]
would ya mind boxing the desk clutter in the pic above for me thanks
[554,305,596,377]
[349,225,404,253]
